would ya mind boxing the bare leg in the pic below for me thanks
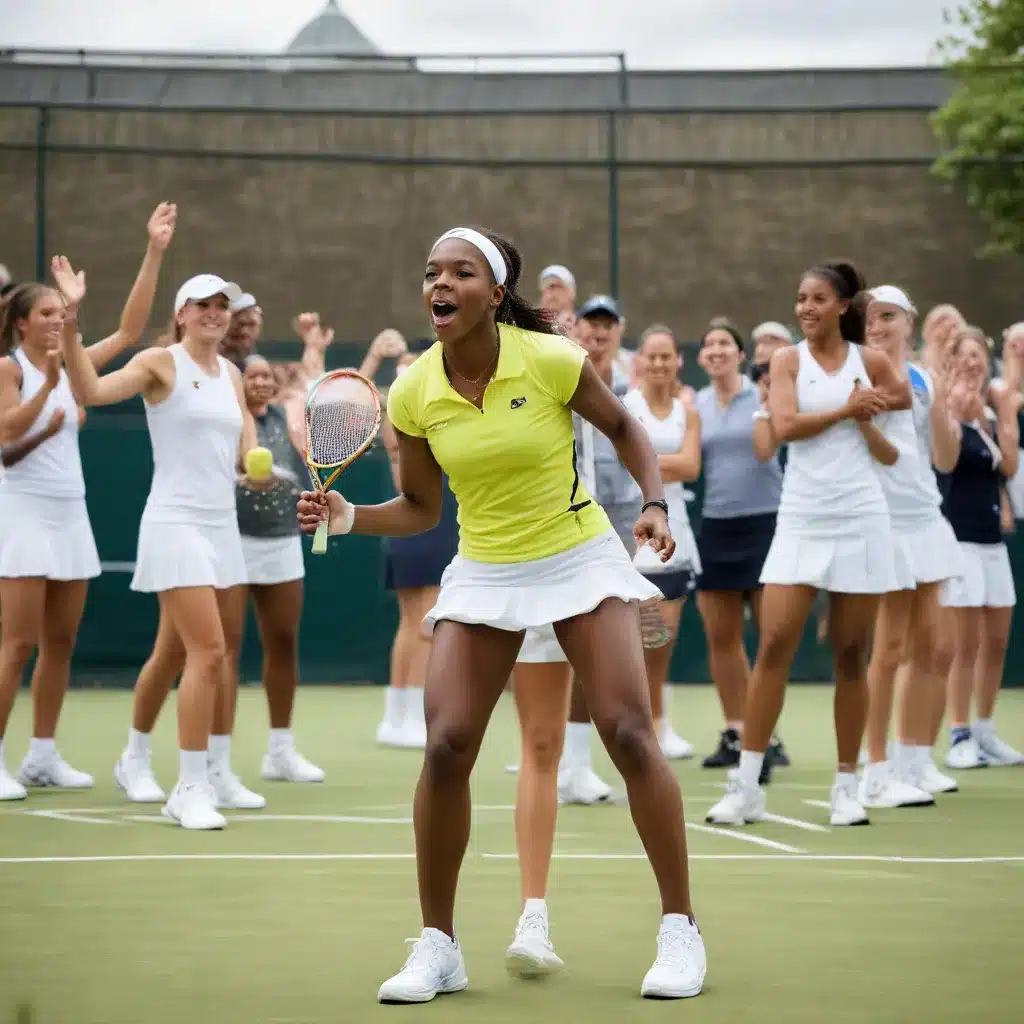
[864,590,913,763]
[28,580,88,741]
[974,607,1012,721]
[132,608,186,734]
[0,579,46,739]
[251,581,302,730]
[211,585,248,739]
[644,597,683,723]
[946,608,982,729]
[697,590,750,727]
[827,593,880,771]
[897,582,944,746]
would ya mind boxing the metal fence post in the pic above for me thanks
[34,106,49,281]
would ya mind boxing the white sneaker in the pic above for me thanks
[906,757,958,795]
[261,747,325,783]
[505,906,564,978]
[377,929,469,1004]
[830,776,869,826]
[208,768,266,810]
[640,916,707,999]
[857,762,934,809]
[162,781,226,830]
[660,726,694,760]
[945,736,989,770]
[18,755,94,790]
[0,764,27,801]
[973,730,1024,766]
[114,750,166,803]
[376,720,426,750]
[557,766,613,805]
[705,771,766,826]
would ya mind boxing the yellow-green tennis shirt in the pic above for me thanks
[387,324,611,563]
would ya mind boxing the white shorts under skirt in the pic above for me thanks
[518,624,567,664]
[0,492,100,581]
[940,541,1016,609]
[131,515,247,593]
[241,534,305,586]
[891,515,962,590]
[759,513,897,594]
[425,529,662,639]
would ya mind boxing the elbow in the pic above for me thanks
[753,445,774,464]
[879,450,899,467]
[773,420,797,445]
[680,462,701,484]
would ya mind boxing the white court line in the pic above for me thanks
[2,852,1022,866]
[685,822,802,854]
[122,813,414,825]
[27,810,124,826]
[804,800,832,810]
[761,812,831,833]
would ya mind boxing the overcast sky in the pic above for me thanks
[3,0,954,69]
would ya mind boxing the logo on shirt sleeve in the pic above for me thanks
[510,396,527,409]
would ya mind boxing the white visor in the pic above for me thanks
[539,264,576,291]
[174,274,243,315]
[751,321,793,344]
[431,228,508,286]
[869,285,917,316]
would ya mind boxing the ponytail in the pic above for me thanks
[484,231,555,335]
[805,260,867,343]
[0,283,50,356]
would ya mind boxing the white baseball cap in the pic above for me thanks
[232,292,258,313]
[173,274,243,315]
[868,285,917,315]
[752,321,794,344]
[539,264,576,291]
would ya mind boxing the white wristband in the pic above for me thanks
[753,409,771,422]
[332,500,356,536]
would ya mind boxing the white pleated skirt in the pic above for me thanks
[241,534,305,586]
[940,541,1016,609]
[424,529,662,638]
[0,492,100,581]
[759,513,898,594]
[131,513,247,593]
[891,515,962,590]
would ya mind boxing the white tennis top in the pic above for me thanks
[1,347,85,499]
[142,343,242,525]
[777,340,887,528]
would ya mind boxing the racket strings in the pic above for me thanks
[307,380,378,467]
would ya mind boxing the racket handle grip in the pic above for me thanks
[311,519,329,556]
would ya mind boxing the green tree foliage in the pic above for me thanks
[931,0,1024,256]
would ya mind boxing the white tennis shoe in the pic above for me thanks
[115,749,166,803]
[377,929,468,1004]
[641,915,707,999]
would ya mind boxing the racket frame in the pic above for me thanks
[303,369,382,554]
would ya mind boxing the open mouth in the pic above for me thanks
[431,301,458,328]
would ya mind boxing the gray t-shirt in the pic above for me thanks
[695,377,782,519]
[235,404,305,538]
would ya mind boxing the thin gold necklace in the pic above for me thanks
[445,346,499,390]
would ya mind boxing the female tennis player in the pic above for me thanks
[378,346,459,749]
[298,227,706,1003]
[0,203,174,801]
[60,268,263,829]
[706,261,910,828]
[693,320,787,780]
[858,286,961,808]
[934,328,1023,769]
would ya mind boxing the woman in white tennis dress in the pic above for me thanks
[60,270,261,830]
[707,261,909,829]
[0,205,173,802]
[858,286,962,808]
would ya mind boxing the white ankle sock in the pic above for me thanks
[208,734,231,772]
[29,737,56,761]
[562,722,592,772]
[0,738,6,769]
[835,770,859,789]
[384,686,407,728]
[661,684,675,728]
[406,687,425,727]
[522,897,547,917]
[737,750,764,788]
[893,742,914,770]
[268,728,292,754]
[179,749,208,786]
[127,728,150,759]
[972,717,994,740]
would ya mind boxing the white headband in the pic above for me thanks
[431,228,508,286]
[869,285,917,316]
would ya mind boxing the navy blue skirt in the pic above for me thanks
[696,512,777,593]
[381,475,459,591]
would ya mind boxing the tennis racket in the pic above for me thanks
[304,369,381,555]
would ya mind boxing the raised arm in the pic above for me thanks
[928,367,961,474]
[357,328,407,382]
[294,313,336,384]
[659,403,701,483]
[994,383,1020,479]
[0,352,61,444]
[82,202,176,371]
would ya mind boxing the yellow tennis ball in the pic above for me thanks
[245,446,273,481]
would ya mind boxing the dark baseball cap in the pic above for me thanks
[577,294,622,322]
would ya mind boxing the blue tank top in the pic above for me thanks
[939,423,1004,545]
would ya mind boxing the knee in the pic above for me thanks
[263,629,298,661]
[757,627,797,671]
[423,722,478,784]
[0,636,36,668]
[872,633,905,676]
[596,711,658,776]
[186,640,227,681]
[833,637,870,682]
[520,724,563,773]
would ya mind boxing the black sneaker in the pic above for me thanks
[702,728,741,769]
[768,735,791,768]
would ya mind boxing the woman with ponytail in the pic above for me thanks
[707,261,910,829]
[0,202,175,801]
[298,227,706,1004]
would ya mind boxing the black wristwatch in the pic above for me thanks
[641,499,669,516]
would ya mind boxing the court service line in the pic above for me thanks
[2,853,1023,866]
[685,822,803,854]
[760,812,831,833]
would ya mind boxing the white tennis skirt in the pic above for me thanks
[0,492,100,581]
[131,515,247,593]
[759,513,898,594]
[241,534,305,586]
[424,529,663,638]
[891,515,962,590]
[940,541,1016,609]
